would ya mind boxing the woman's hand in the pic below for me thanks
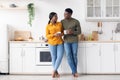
[54,32,62,37]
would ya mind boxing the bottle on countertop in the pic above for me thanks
[98,21,103,34]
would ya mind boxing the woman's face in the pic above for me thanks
[51,14,58,22]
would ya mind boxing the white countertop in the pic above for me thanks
[9,40,47,43]
[9,40,120,43]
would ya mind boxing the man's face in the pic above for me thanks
[64,11,72,19]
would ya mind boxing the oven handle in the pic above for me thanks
[35,47,49,48]
[35,48,50,51]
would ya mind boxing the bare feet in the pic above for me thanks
[52,71,56,78]
[73,73,79,77]
[55,71,60,78]
[52,71,60,78]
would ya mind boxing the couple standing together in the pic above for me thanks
[46,8,81,78]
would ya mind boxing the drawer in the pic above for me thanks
[10,43,36,48]
[86,43,100,48]
[35,43,49,48]
[78,43,86,48]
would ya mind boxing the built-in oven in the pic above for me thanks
[35,43,52,66]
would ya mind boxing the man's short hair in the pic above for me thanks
[65,8,73,14]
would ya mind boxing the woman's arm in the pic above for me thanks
[46,26,54,39]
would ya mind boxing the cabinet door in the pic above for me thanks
[78,43,86,74]
[10,48,23,73]
[115,43,120,73]
[101,43,115,73]
[87,0,102,18]
[23,48,36,73]
[86,43,101,73]
[105,0,119,17]
[0,61,8,73]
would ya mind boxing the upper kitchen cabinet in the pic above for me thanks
[86,0,120,21]
[86,0,102,19]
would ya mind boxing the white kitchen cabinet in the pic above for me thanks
[10,48,23,73]
[86,0,120,21]
[101,43,115,73]
[86,0,102,19]
[0,61,8,73]
[22,48,36,73]
[86,43,101,73]
[10,43,36,74]
[115,43,120,73]
[78,43,86,74]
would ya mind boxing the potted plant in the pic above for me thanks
[27,3,35,27]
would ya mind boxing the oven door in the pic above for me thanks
[35,48,52,66]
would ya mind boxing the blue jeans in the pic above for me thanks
[64,42,78,74]
[49,44,64,71]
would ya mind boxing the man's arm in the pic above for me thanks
[73,21,81,35]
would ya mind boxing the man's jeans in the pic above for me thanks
[64,42,78,74]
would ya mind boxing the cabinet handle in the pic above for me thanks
[99,45,101,56]
[21,49,23,57]
[114,45,117,52]
[23,50,25,56]
[116,45,118,51]
[24,50,25,56]
[114,45,115,52]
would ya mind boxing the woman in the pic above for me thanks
[46,12,64,78]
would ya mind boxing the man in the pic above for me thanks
[61,8,81,77]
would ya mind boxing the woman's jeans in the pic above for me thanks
[49,44,64,71]
[64,42,78,74]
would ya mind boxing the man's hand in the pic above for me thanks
[66,29,73,34]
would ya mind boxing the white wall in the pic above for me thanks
[0,0,119,41]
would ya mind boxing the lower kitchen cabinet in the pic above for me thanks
[22,48,36,73]
[78,43,86,74]
[86,43,101,73]
[101,43,115,73]
[9,42,120,74]
[10,48,23,73]
[0,61,8,73]
[115,43,120,73]
[10,47,36,74]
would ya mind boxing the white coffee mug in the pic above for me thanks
[64,30,67,34]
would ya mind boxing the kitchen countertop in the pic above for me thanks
[9,40,47,43]
[9,40,120,43]
[79,41,120,43]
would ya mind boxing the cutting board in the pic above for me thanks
[14,31,31,41]
[92,31,98,41]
